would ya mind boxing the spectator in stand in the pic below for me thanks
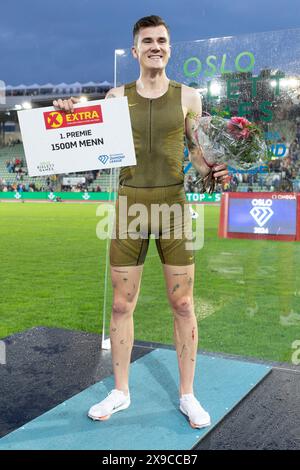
[258,173,265,190]
[231,175,239,191]
[87,172,94,184]
[7,161,14,173]
[222,181,230,192]
[272,173,281,191]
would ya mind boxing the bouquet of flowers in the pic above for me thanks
[196,115,269,193]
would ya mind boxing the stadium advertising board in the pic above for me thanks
[219,192,300,241]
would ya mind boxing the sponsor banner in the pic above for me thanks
[62,177,86,186]
[0,191,117,201]
[43,105,103,129]
[1,191,219,203]
[228,196,297,235]
[186,193,221,203]
[17,98,136,176]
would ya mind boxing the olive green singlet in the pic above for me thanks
[119,80,185,188]
[110,80,194,267]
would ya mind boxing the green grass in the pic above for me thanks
[0,202,300,363]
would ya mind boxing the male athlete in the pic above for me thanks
[54,15,228,429]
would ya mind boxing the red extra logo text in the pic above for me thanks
[44,105,103,129]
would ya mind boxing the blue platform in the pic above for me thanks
[0,348,271,450]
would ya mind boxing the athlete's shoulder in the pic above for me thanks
[181,83,199,98]
[168,79,182,89]
[105,85,125,99]
[124,81,136,90]
[181,84,201,111]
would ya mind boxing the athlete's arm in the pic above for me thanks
[183,86,228,181]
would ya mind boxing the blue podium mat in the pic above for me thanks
[0,349,271,450]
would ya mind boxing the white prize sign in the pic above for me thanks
[17,97,136,176]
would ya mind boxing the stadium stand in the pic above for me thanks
[1,141,300,194]
[0,142,118,193]
[0,80,299,194]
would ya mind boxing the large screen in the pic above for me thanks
[228,195,297,235]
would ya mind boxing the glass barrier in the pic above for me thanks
[114,29,300,363]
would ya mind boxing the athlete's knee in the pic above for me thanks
[112,297,134,318]
[171,296,194,318]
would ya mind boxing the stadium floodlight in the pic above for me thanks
[114,49,126,88]
[208,81,221,96]
[270,77,299,88]
[286,78,298,88]
[79,96,88,103]
[22,101,32,109]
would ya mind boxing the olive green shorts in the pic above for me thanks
[109,184,195,266]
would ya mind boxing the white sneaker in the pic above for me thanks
[180,394,211,429]
[88,389,131,421]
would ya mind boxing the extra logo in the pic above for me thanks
[98,155,109,165]
[250,198,274,227]
[44,105,103,130]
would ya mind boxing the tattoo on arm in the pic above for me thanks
[186,110,202,121]
[186,110,205,157]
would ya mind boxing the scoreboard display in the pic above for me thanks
[219,192,300,241]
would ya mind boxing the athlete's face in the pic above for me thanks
[132,25,171,71]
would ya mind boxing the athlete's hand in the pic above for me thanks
[53,96,80,113]
[213,164,231,184]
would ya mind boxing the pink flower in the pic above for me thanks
[230,116,251,128]
[227,116,251,140]
[239,128,250,139]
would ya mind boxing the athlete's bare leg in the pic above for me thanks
[110,264,143,394]
[162,263,197,397]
